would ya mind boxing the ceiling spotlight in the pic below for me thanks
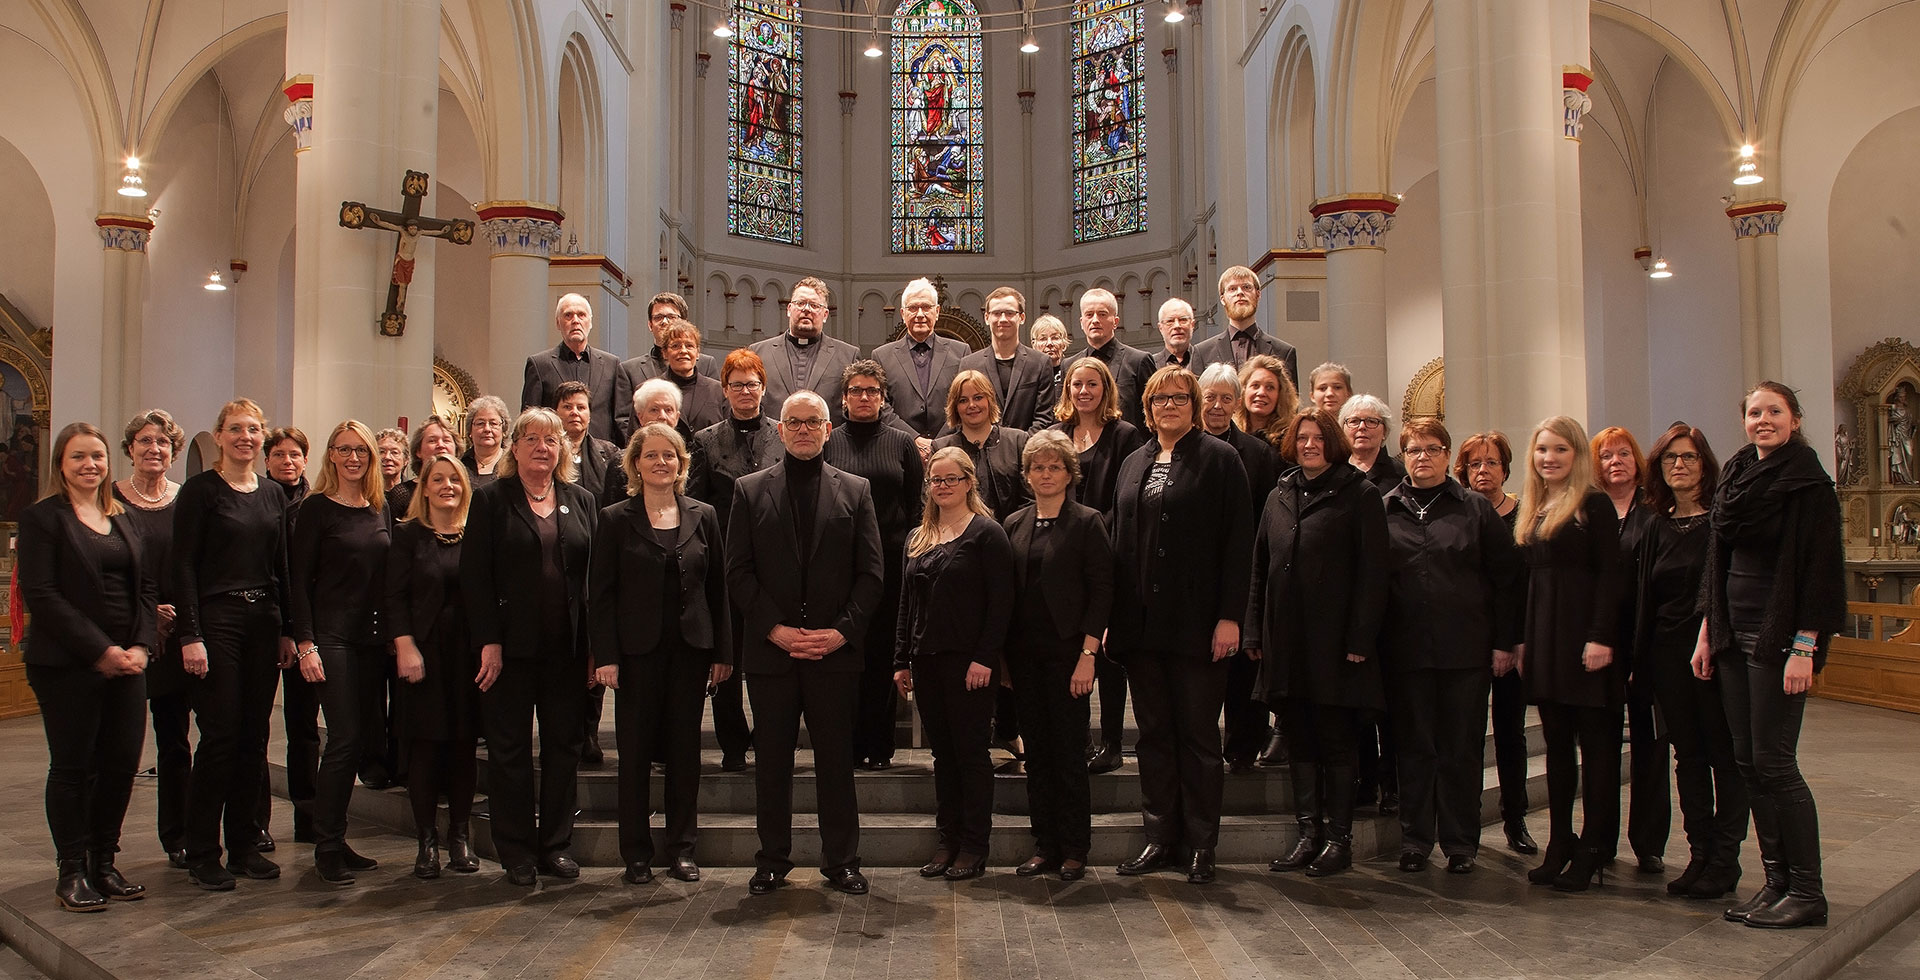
[1648,258,1673,280]
[713,20,733,39]
[117,156,146,198]
[1021,31,1039,53]
[864,30,883,58]
[203,270,228,292]
[1733,144,1763,186]
[1163,1,1186,23]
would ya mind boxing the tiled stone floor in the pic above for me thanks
[0,698,1915,979]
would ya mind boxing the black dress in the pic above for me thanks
[1521,491,1623,708]
[388,521,475,740]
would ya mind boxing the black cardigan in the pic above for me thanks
[893,514,1017,669]
[587,494,732,666]
[1698,463,1846,670]
[17,497,158,667]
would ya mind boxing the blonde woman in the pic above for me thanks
[1233,354,1297,448]
[283,420,390,884]
[893,447,1016,881]
[1515,416,1623,892]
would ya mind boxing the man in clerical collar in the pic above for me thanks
[749,277,877,427]
[1152,298,1197,372]
[522,292,620,443]
[1192,265,1300,389]
[1071,287,1155,429]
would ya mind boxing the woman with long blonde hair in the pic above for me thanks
[893,447,1015,880]
[1515,415,1623,893]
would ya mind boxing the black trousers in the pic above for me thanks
[1718,637,1816,822]
[912,653,997,856]
[1537,701,1621,850]
[712,608,752,759]
[1490,669,1531,821]
[150,690,193,853]
[1222,651,1268,763]
[480,652,586,869]
[1391,667,1490,858]
[1625,696,1672,860]
[184,595,283,864]
[747,665,860,874]
[853,569,903,765]
[1094,654,1128,746]
[1653,655,1748,867]
[1123,650,1229,849]
[1355,712,1397,798]
[262,666,319,839]
[27,665,146,862]
[311,644,383,852]
[615,644,710,867]
[1007,643,1091,861]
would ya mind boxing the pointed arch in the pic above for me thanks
[890,0,984,253]
[1072,0,1147,242]
[728,0,804,245]
[558,33,607,251]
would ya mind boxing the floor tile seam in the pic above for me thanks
[1359,905,1464,980]
[1145,878,1231,980]
[1421,903,1539,977]
[379,906,514,980]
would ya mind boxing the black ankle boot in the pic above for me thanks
[1746,799,1826,929]
[1667,855,1708,896]
[1305,837,1352,877]
[87,852,145,901]
[1271,762,1321,871]
[1553,844,1606,892]
[414,829,442,879]
[56,859,107,912]
[1528,838,1576,885]
[446,823,480,874]
[1726,795,1786,922]
[1308,764,1355,877]
[1271,819,1321,872]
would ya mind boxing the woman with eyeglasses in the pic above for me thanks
[932,370,1031,522]
[1634,423,1746,901]
[461,395,510,489]
[688,347,782,772]
[894,447,1016,881]
[1380,419,1522,875]
[1692,382,1844,929]
[1108,366,1254,885]
[1249,408,1388,879]
[287,421,392,884]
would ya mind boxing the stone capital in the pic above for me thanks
[96,213,154,252]
[1563,66,1594,141]
[1726,199,1787,239]
[283,75,315,153]
[474,202,564,258]
[1309,194,1399,250]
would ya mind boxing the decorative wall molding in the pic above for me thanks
[1308,194,1399,250]
[1727,199,1788,239]
[283,75,314,153]
[1562,66,1593,141]
[96,214,154,252]
[474,202,565,257]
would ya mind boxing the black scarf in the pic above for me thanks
[1712,440,1829,543]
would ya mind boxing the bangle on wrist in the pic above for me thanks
[297,647,316,661]
[1790,648,1814,658]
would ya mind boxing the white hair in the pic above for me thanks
[1158,297,1194,321]
[1338,393,1393,429]
[1078,288,1118,314]
[1197,362,1240,394]
[554,292,591,319]
[781,390,830,420]
[633,377,683,414]
[902,277,939,307]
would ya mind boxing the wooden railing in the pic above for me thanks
[1814,601,1920,713]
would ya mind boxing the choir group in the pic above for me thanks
[18,269,1842,932]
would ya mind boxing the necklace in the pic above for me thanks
[937,514,970,541]
[431,526,465,545]
[127,475,171,505]
[525,484,551,502]
[1405,484,1447,520]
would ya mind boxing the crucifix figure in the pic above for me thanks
[339,170,474,336]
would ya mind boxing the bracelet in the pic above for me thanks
[1081,649,1097,657]
[297,647,317,661]
[1790,648,1814,658]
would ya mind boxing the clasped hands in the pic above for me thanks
[769,624,845,660]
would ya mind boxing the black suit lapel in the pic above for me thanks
[60,509,107,595]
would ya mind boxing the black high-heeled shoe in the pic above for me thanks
[1527,839,1575,885]
[1553,846,1606,892]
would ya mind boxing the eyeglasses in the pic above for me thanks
[649,312,680,323]
[791,301,827,314]
[665,342,700,353]
[1404,446,1448,459]
[1660,451,1703,466]
[781,418,827,431]
[845,386,885,398]
[1148,393,1192,408]
[927,475,969,488]
[903,303,937,315]
[725,380,765,392]
[332,445,372,458]
[1344,417,1385,429]
[1465,459,1504,471]
[1159,315,1195,326]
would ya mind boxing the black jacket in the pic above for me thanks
[956,344,1058,433]
[1214,425,1280,512]
[750,333,913,430]
[872,333,970,438]
[460,475,597,660]
[1521,490,1624,708]
[1069,340,1157,430]
[1698,446,1846,671]
[1245,462,1388,708]
[725,459,885,674]
[18,498,158,667]
[613,347,721,441]
[1109,427,1254,657]
[1192,324,1299,386]
[1053,418,1147,517]
[522,342,621,443]
[570,434,620,502]
[1003,500,1113,646]
[893,515,1017,669]
[688,415,782,532]
[1358,453,1406,495]
[930,426,1031,522]
[384,520,459,650]
[589,494,731,666]
[1380,478,1523,673]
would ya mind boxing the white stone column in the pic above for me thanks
[1728,199,1787,385]
[95,214,153,432]
[475,204,563,406]
[1311,195,1396,400]
[286,0,441,435]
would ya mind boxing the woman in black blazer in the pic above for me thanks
[590,422,732,886]
[893,447,1016,881]
[460,408,597,886]
[388,453,480,878]
[1108,366,1254,885]
[1003,430,1111,881]
[21,422,157,911]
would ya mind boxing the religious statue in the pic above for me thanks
[1889,385,1916,484]
[1894,504,1918,546]
[1836,423,1862,487]
[339,170,474,337]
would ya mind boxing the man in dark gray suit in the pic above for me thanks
[871,277,968,454]
[1069,287,1156,430]
[522,292,621,443]
[957,286,1058,433]
[614,291,721,442]
[1191,265,1300,388]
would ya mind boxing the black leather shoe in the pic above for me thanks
[1270,826,1322,873]
[721,755,749,773]
[342,845,378,871]
[166,849,189,870]
[623,863,654,885]
[747,870,787,895]
[667,857,700,882]
[826,867,870,894]
[1378,792,1399,816]
[226,853,281,880]
[1187,849,1216,884]
[1117,843,1175,876]
[920,849,954,878]
[414,832,441,879]
[1016,855,1061,877]
[858,758,894,771]
[1687,865,1741,900]
[188,860,237,891]
[1636,853,1666,874]
[945,854,985,881]
[56,860,108,912]
[1745,893,1828,929]
[446,825,480,874]
[1059,860,1087,882]
[1305,840,1353,877]
[505,864,537,887]
[315,851,355,884]
[1226,756,1257,775]
[1398,852,1428,872]
[538,853,581,879]
[1447,855,1475,875]
[1257,730,1289,767]
[1505,819,1539,855]
[581,734,604,769]
[359,764,392,790]
[1668,858,1708,896]
[1087,742,1124,775]
[255,829,276,853]
[87,854,144,901]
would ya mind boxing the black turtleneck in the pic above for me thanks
[730,414,762,436]
[276,476,310,515]
[785,452,823,556]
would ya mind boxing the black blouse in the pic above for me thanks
[892,515,1017,669]
[83,523,137,643]
[289,494,391,647]
[171,470,290,645]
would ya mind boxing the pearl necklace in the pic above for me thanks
[127,476,171,505]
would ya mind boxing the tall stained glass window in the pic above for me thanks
[1072,0,1147,242]
[890,0,985,253]
[728,0,804,245]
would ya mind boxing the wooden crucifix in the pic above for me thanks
[339,170,474,337]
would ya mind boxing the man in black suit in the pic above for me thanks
[726,391,884,896]
[749,278,867,426]
[871,277,968,454]
[957,286,1058,433]
[523,293,621,443]
[614,292,721,442]
[1070,287,1156,429]
[1151,298,1199,372]
[1191,265,1300,387]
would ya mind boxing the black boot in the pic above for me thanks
[1087,741,1123,775]
[1257,729,1289,767]
[1270,762,1321,872]
[1726,795,1787,922]
[1667,854,1708,896]
[1528,838,1576,885]
[55,859,107,912]
[1553,842,1607,892]
[1307,765,1355,877]
[1688,819,1745,899]
[87,852,145,901]
[414,829,442,879]
[446,823,480,874]
[1746,798,1826,929]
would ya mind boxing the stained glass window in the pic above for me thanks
[1072,0,1147,242]
[891,0,985,253]
[728,0,803,245]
